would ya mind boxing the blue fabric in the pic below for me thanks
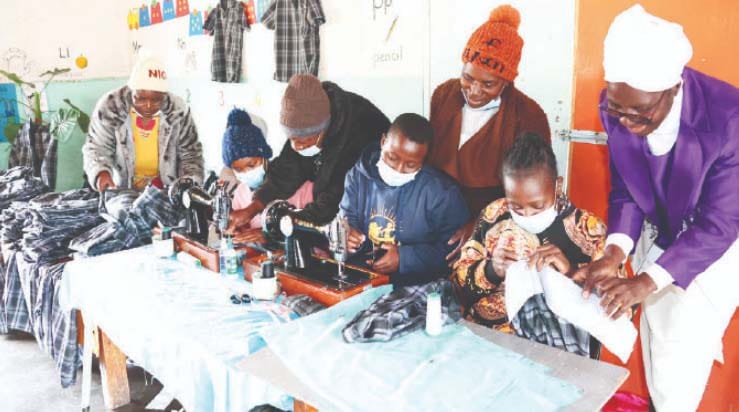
[260,286,582,411]
[340,146,469,286]
[60,246,296,411]
[221,109,272,167]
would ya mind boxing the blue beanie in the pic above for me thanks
[222,109,273,167]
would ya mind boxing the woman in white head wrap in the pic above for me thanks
[573,4,739,411]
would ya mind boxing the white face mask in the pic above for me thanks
[292,142,322,157]
[376,157,418,187]
[461,88,503,112]
[235,164,266,190]
[509,205,557,234]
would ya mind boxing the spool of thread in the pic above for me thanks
[176,251,202,268]
[425,292,442,336]
[261,259,275,278]
[152,234,174,258]
[252,269,278,301]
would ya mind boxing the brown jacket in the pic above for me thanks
[428,79,550,217]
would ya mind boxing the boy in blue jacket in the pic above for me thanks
[340,113,469,286]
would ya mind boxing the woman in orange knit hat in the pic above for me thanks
[428,4,551,262]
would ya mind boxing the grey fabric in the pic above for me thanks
[511,294,592,358]
[262,0,326,82]
[203,0,249,83]
[82,86,204,189]
[8,122,57,189]
[70,185,184,257]
[0,167,49,210]
[342,279,461,343]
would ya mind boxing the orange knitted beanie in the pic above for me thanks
[462,5,523,82]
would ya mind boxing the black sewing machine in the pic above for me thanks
[168,172,235,246]
[260,200,376,291]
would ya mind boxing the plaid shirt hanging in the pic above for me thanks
[262,0,326,82]
[203,0,250,83]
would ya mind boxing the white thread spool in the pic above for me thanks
[425,292,442,336]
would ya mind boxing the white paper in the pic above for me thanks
[505,261,637,363]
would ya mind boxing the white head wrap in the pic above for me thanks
[603,4,693,92]
[128,53,168,93]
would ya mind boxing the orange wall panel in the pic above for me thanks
[570,1,739,408]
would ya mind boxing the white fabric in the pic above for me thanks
[603,4,693,92]
[647,85,684,156]
[644,262,675,292]
[505,261,637,362]
[59,247,294,412]
[635,231,739,411]
[128,54,168,92]
[605,233,635,263]
[459,104,498,149]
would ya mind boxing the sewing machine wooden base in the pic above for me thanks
[244,255,389,307]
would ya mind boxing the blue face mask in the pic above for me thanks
[235,164,266,190]
[461,88,503,112]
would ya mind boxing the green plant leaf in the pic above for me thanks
[40,68,71,77]
[0,69,34,88]
[49,106,80,143]
[63,99,90,133]
[4,118,22,145]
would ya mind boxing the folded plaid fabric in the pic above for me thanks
[282,294,326,317]
[0,167,49,210]
[512,294,592,358]
[342,279,461,343]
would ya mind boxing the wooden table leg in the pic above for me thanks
[94,328,131,410]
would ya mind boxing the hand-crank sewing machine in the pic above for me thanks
[165,174,389,305]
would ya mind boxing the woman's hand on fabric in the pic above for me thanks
[446,220,476,264]
[96,171,116,192]
[528,244,572,275]
[491,247,518,278]
[370,243,399,274]
[347,226,365,253]
[592,274,657,319]
[573,245,626,297]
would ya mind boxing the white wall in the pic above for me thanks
[3,0,576,181]
[1,1,131,80]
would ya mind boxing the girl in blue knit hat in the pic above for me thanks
[222,108,313,229]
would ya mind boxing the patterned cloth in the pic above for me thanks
[0,167,48,210]
[203,0,250,83]
[9,122,58,190]
[262,0,326,82]
[69,185,184,257]
[452,198,617,357]
[0,252,32,334]
[342,279,461,343]
[15,259,79,387]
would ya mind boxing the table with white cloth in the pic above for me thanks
[59,245,629,412]
[59,246,296,411]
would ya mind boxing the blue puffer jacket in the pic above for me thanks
[339,145,469,286]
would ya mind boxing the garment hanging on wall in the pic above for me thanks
[261,0,326,82]
[203,0,250,83]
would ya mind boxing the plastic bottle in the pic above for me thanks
[219,237,228,274]
[223,236,239,280]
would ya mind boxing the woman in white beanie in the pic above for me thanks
[82,54,204,191]
[574,5,739,411]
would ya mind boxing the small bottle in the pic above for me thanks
[219,237,228,274]
[425,292,442,336]
[223,236,239,280]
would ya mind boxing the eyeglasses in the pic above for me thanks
[599,91,666,126]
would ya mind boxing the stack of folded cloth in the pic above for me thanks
[19,189,103,264]
[0,167,49,211]
[70,185,185,257]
